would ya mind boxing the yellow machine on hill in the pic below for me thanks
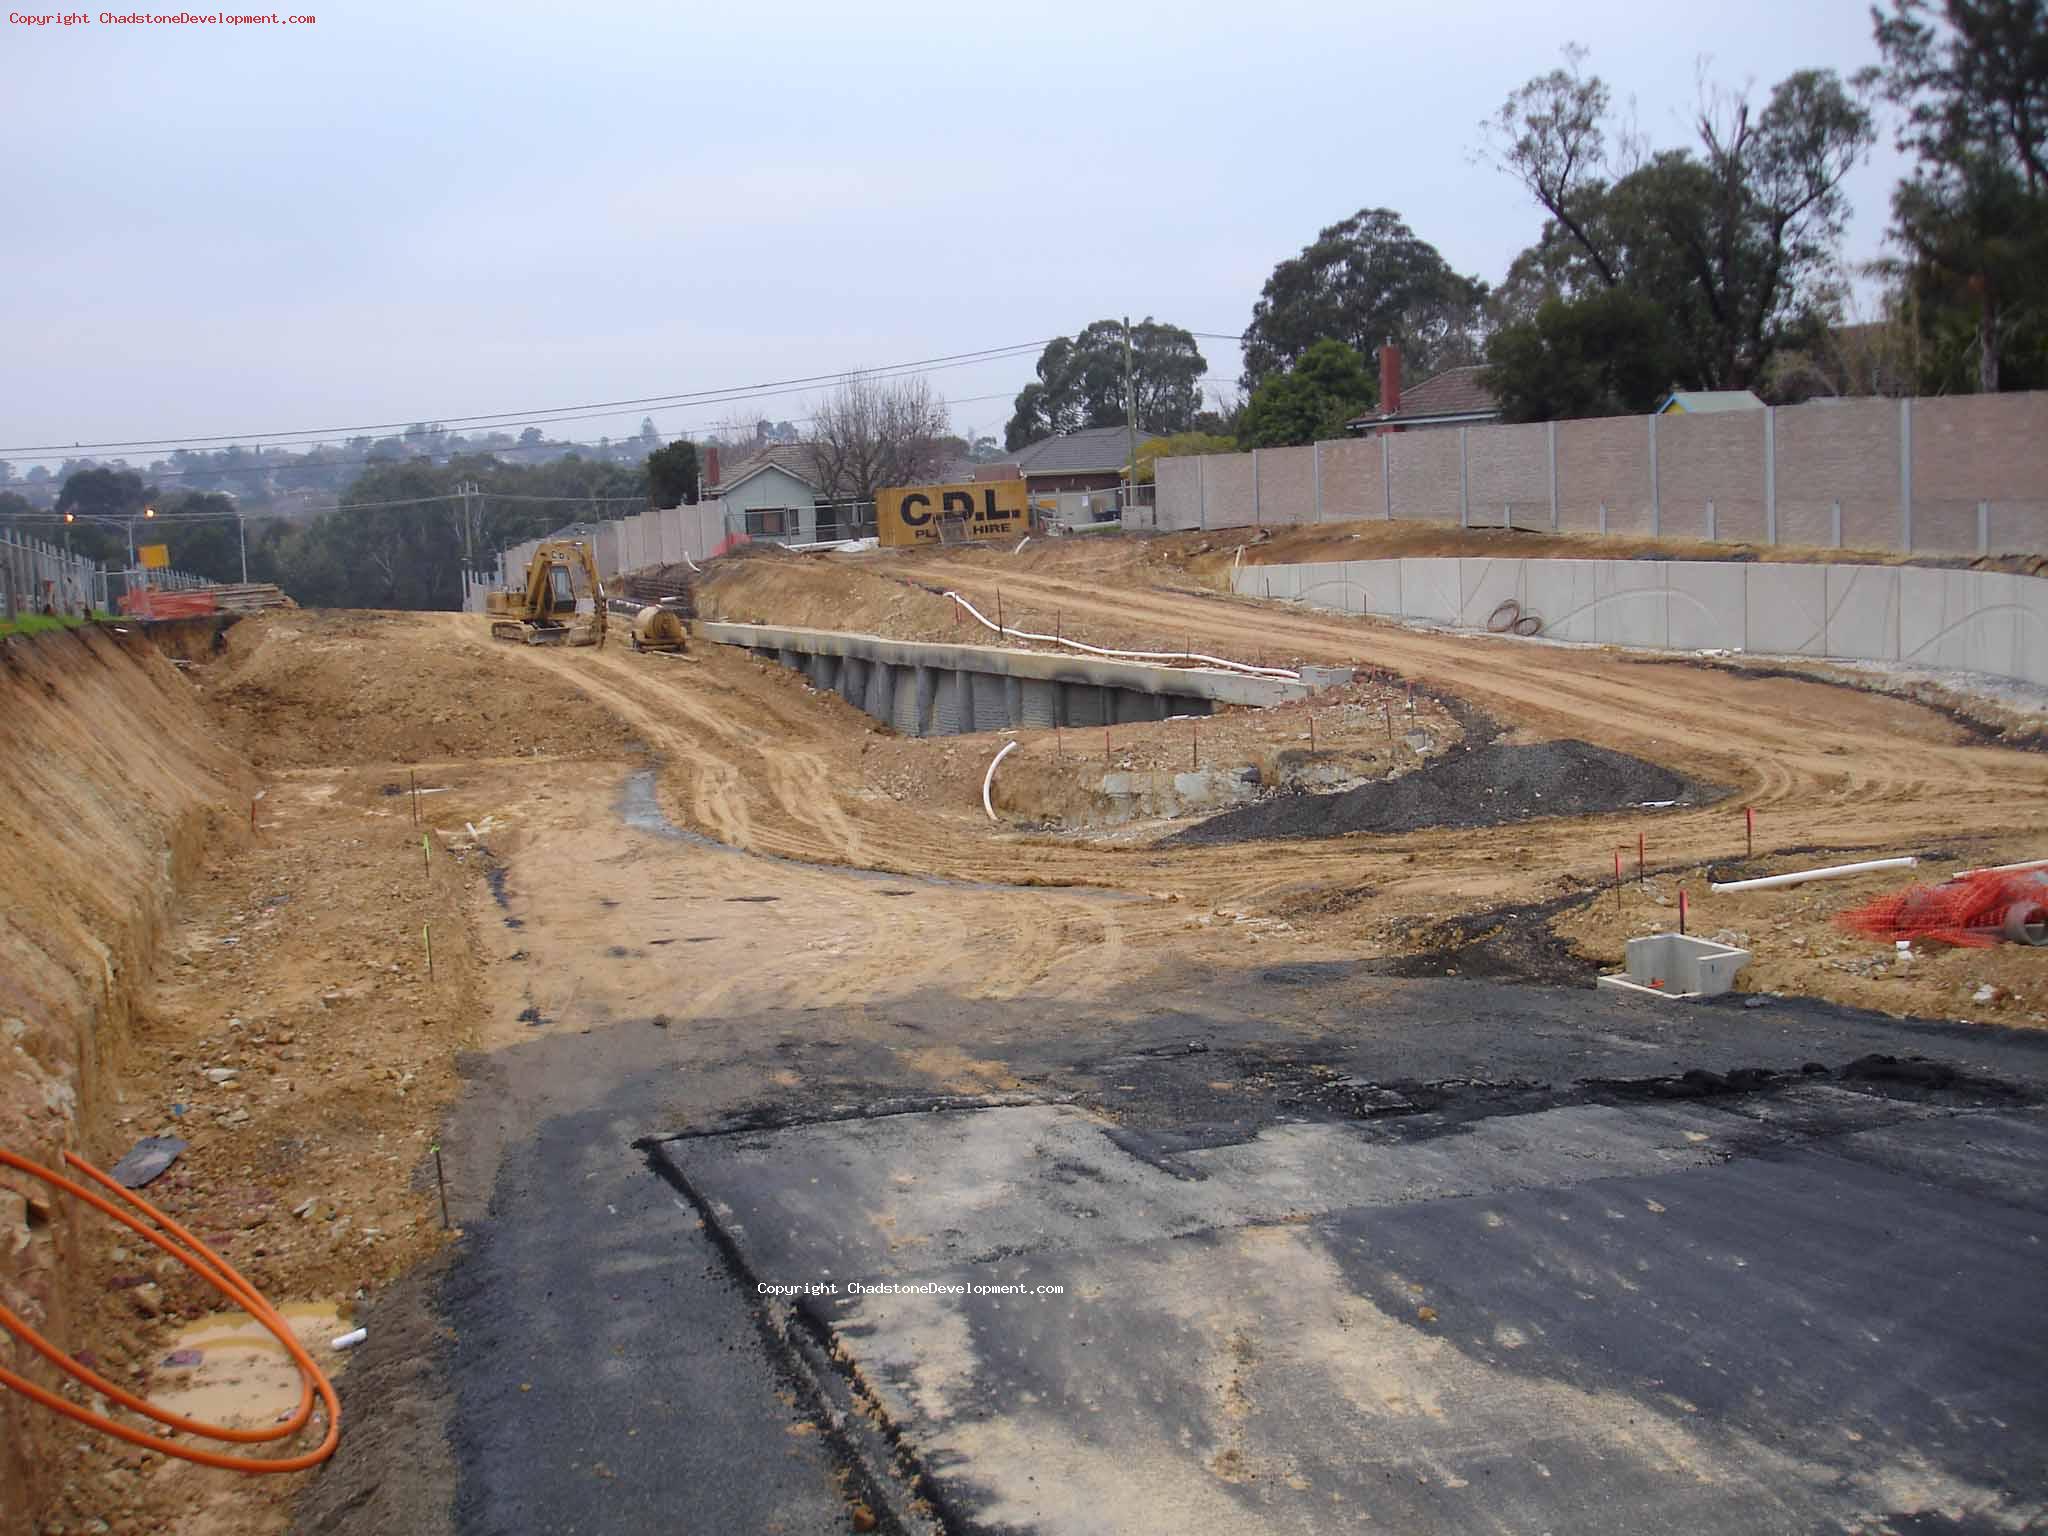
[486,540,607,647]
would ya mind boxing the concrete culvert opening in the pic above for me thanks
[854,676,1465,833]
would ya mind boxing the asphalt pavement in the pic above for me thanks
[438,971,2048,1535]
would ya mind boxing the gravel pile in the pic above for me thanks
[1163,738,1703,844]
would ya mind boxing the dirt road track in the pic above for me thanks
[477,546,2048,958]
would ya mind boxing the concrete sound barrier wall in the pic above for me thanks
[1231,556,2048,687]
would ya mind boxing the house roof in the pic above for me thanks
[1348,365,1500,430]
[1658,390,1765,415]
[711,443,821,494]
[1010,424,1161,476]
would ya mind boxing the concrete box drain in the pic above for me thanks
[1596,933,1752,1001]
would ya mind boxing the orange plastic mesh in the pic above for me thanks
[1838,869,2048,947]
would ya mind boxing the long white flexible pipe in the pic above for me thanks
[1953,856,2048,879]
[982,740,1018,822]
[1709,856,1917,893]
[944,591,1300,681]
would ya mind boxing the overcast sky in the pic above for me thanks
[2,0,1906,469]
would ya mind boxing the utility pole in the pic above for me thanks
[1123,315,1138,515]
[237,510,248,584]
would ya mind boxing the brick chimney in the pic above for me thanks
[1378,342,1402,424]
[705,444,721,490]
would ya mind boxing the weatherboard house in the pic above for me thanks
[704,444,823,544]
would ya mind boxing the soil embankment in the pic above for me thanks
[0,624,244,1530]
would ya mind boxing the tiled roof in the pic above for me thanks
[1349,364,1500,429]
[711,443,820,492]
[1011,424,1161,475]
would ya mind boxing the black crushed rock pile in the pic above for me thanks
[1164,739,1705,845]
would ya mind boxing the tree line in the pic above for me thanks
[0,453,684,611]
[1005,1,2045,454]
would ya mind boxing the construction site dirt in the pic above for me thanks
[5,534,2048,1536]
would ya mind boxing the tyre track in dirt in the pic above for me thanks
[474,545,2048,973]
[481,626,1173,1011]
[906,556,2048,854]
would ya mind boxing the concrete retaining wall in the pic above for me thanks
[1151,391,2048,555]
[1230,557,2048,687]
[701,622,1309,737]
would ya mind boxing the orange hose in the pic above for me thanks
[0,1147,340,1473]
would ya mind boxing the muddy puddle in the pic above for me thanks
[152,1301,350,1428]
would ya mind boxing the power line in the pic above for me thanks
[4,388,1026,488]
[0,342,1055,458]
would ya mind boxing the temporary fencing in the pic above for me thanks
[1838,868,2048,948]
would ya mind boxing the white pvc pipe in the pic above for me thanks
[1709,856,1917,894]
[982,740,1018,822]
[1952,856,2048,879]
[944,591,1300,681]
[1014,536,1031,554]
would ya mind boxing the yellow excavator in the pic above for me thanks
[487,540,607,647]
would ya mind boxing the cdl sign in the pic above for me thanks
[877,480,1031,547]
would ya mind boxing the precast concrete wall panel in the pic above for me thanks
[971,673,1007,729]
[1656,412,1767,543]
[1294,561,1353,610]
[1256,446,1316,525]
[890,669,922,735]
[1458,559,1525,629]
[1914,393,2048,505]
[2018,578,2048,686]
[1063,684,1106,727]
[930,673,970,735]
[1990,501,2048,556]
[1901,568,2019,676]
[1398,558,1462,622]
[1822,564,1899,659]
[1523,560,1601,642]
[1200,454,1256,530]
[1665,562,1748,651]
[1019,679,1058,727]
[1250,564,1299,601]
[1345,559,1403,617]
[1388,431,1462,522]
[1464,423,1551,526]
[1775,398,1899,550]
[1318,438,1383,521]
[1237,554,2048,685]
[1556,417,1652,533]
[1910,499,1979,555]
[1745,564,1828,655]
[1155,458,1202,531]
[1961,570,2021,677]
[1593,562,1668,648]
